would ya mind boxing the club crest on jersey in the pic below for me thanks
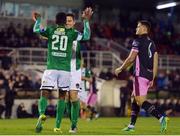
[42,80,47,83]
[76,83,80,89]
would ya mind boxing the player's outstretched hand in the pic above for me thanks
[32,12,41,21]
[149,80,154,88]
[115,67,122,76]
[82,7,93,20]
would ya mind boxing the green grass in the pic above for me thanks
[0,117,179,135]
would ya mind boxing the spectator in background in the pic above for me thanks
[106,68,114,80]
[5,79,16,119]
[99,68,107,80]
[33,78,41,91]
[17,102,33,118]
[31,100,39,118]
[0,71,6,118]
[172,69,180,90]
[119,75,133,116]
[156,72,166,90]
[175,99,180,116]
[45,99,56,117]
[119,87,128,117]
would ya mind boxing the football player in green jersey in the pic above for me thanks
[32,8,92,133]
[64,8,93,133]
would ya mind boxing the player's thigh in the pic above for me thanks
[134,95,147,106]
[40,70,59,90]
[70,90,78,101]
[40,89,51,98]
[65,91,70,101]
[58,89,67,99]
[70,69,81,91]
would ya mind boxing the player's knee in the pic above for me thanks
[65,92,70,101]
[59,91,66,100]
[70,96,78,102]
[41,90,50,98]
[136,99,145,106]
[135,96,146,106]
[134,99,141,106]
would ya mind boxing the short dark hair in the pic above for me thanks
[56,12,66,25]
[139,20,151,34]
[66,13,75,20]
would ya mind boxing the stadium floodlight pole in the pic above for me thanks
[156,1,179,9]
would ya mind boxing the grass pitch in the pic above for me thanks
[0,117,179,135]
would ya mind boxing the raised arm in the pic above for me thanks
[33,18,42,33]
[32,12,48,37]
[76,7,93,41]
[81,19,91,41]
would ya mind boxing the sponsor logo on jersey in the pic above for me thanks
[52,52,66,57]
[54,28,65,35]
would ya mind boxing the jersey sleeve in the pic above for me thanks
[76,19,91,41]
[131,39,140,52]
[86,69,92,78]
[33,18,49,38]
[152,41,157,52]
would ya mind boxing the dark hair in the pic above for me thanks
[66,13,75,20]
[56,12,66,25]
[139,20,151,34]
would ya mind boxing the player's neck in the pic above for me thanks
[57,24,65,27]
[139,33,148,38]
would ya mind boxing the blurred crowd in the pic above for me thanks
[91,12,180,55]
[0,67,41,118]
[0,22,47,48]
[156,69,180,92]
[98,68,180,93]
[17,99,55,118]
[0,12,180,54]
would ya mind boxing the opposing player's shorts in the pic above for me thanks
[132,76,151,96]
[87,92,97,106]
[69,69,82,91]
[40,70,70,91]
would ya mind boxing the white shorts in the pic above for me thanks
[79,90,88,103]
[40,70,70,91]
[69,69,82,91]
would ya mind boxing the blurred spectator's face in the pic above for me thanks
[16,76,20,81]
[66,16,75,29]
[20,103,25,107]
[20,75,25,80]
[136,23,147,35]
[0,79,4,86]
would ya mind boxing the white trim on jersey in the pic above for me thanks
[71,41,78,72]
[76,33,83,41]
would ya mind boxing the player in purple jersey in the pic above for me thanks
[115,20,169,133]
